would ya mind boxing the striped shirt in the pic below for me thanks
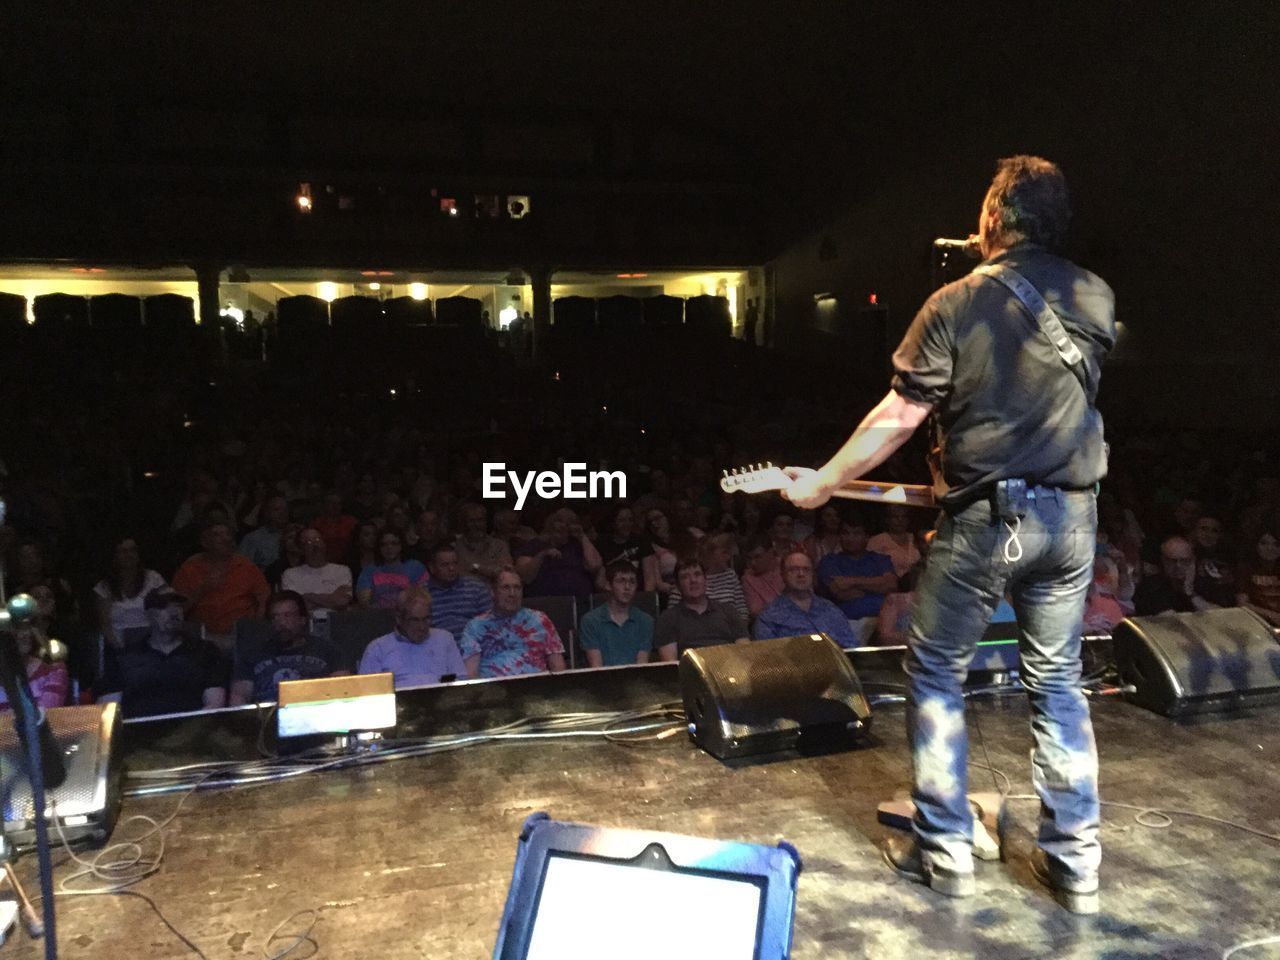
[669,569,749,621]
[426,575,493,642]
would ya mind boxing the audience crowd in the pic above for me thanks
[3,345,1279,719]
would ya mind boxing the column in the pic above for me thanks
[527,263,553,361]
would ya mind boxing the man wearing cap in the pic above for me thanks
[97,589,229,717]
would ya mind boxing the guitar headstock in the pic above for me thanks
[721,462,792,495]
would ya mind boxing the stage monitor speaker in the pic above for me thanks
[0,703,122,849]
[1112,608,1280,716]
[679,634,871,760]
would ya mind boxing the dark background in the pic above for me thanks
[2,2,1278,421]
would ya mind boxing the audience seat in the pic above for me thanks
[327,607,396,672]
[523,595,579,669]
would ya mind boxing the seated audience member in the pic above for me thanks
[1190,512,1235,607]
[593,506,652,577]
[405,508,445,565]
[876,565,920,647]
[1091,555,1132,617]
[493,509,538,548]
[172,518,271,653]
[740,535,784,618]
[641,508,681,596]
[358,587,476,686]
[282,528,354,611]
[673,498,707,542]
[669,533,748,620]
[1083,575,1127,633]
[230,591,345,705]
[313,492,357,564]
[654,558,749,659]
[93,536,167,650]
[817,516,897,643]
[868,505,922,578]
[97,590,227,717]
[802,504,843,565]
[12,540,75,615]
[578,562,656,667]
[453,503,513,580]
[348,520,380,583]
[356,530,428,609]
[462,569,566,677]
[0,622,68,712]
[766,509,802,558]
[755,551,857,648]
[238,494,289,571]
[263,523,304,590]
[1236,524,1280,626]
[1132,535,1219,615]
[425,543,493,642]
[515,508,602,602]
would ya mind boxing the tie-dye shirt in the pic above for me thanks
[462,607,564,678]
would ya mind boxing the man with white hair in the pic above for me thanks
[359,587,477,687]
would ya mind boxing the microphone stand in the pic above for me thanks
[0,590,65,960]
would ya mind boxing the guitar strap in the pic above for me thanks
[971,262,1093,397]
[927,262,1099,507]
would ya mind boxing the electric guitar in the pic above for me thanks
[721,463,937,509]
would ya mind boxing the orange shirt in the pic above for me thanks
[172,553,270,635]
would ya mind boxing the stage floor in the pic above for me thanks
[9,667,1280,959]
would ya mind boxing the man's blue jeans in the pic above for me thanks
[905,485,1100,882]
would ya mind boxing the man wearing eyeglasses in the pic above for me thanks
[1132,535,1220,616]
[282,527,354,611]
[358,587,478,688]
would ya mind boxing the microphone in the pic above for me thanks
[933,236,982,258]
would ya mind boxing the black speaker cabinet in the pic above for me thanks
[0,703,123,848]
[679,634,872,760]
[1112,608,1280,716]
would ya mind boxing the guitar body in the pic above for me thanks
[721,464,936,509]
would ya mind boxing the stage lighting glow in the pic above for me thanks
[499,306,518,328]
[368,282,381,291]
[219,305,245,327]
[318,282,338,303]
[297,194,312,211]
[409,282,428,301]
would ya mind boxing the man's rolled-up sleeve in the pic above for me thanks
[890,297,953,406]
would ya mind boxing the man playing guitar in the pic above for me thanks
[782,156,1115,914]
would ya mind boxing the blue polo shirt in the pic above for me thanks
[578,603,655,667]
[753,594,858,648]
[817,550,895,619]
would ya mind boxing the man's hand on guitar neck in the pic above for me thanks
[781,466,834,510]
[782,389,933,510]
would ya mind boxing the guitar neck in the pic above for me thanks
[720,464,936,508]
[826,480,936,508]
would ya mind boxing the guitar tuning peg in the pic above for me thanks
[722,469,729,478]
[766,460,773,468]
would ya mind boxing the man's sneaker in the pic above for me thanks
[1029,848,1099,915]
[881,836,976,898]
[971,811,1002,862]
